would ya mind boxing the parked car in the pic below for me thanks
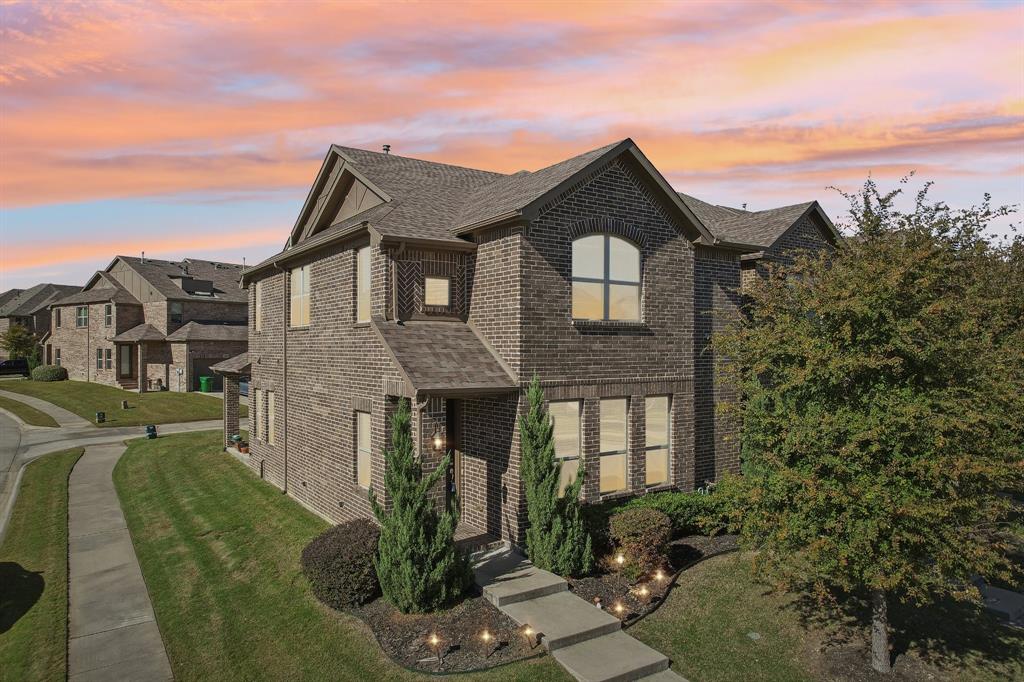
[0,358,30,377]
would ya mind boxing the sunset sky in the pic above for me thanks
[2,0,1022,290]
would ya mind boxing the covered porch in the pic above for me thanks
[210,352,250,451]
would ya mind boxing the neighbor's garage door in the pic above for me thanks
[191,358,224,392]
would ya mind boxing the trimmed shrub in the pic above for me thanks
[609,507,671,581]
[586,490,732,551]
[31,365,67,382]
[301,519,381,610]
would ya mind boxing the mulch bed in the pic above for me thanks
[350,591,542,674]
[568,534,739,626]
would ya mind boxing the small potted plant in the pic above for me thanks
[230,434,249,454]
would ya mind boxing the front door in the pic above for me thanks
[118,345,134,378]
[445,399,462,511]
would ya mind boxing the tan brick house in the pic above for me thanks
[47,256,247,392]
[225,138,837,544]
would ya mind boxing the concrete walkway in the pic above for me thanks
[474,548,686,682]
[68,443,172,681]
[0,388,91,427]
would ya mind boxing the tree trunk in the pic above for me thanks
[871,588,892,674]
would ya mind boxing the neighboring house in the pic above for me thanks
[47,256,247,392]
[224,138,836,545]
[0,283,80,360]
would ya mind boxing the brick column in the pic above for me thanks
[628,394,645,492]
[223,375,240,449]
[138,343,147,393]
[581,398,600,501]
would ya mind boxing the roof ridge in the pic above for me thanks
[333,145,509,178]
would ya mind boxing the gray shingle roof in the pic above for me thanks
[118,256,247,303]
[112,323,166,342]
[453,140,624,232]
[210,352,250,376]
[678,193,815,248]
[51,272,140,307]
[165,321,247,342]
[372,319,516,395]
[0,283,80,316]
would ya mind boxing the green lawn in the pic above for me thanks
[631,553,1024,682]
[112,431,567,681]
[0,448,83,682]
[0,394,59,428]
[0,380,245,427]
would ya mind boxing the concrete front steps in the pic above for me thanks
[473,547,687,682]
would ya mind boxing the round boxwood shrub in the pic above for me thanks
[301,519,380,609]
[609,507,672,580]
[31,365,67,382]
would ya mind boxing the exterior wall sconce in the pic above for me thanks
[432,425,443,451]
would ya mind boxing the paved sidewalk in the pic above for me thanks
[0,388,92,427]
[68,443,172,681]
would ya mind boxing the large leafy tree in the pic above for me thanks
[715,178,1023,673]
[0,324,37,360]
[520,376,594,576]
[370,398,470,613]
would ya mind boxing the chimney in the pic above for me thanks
[141,250,145,263]
[382,144,391,155]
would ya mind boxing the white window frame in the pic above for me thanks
[104,348,112,369]
[424,276,451,308]
[55,348,61,366]
[104,304,112,327]
[75,306,88,327]
[95,348,103,370]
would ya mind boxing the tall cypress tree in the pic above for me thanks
[520,376,594,576]
[370,398,470,613]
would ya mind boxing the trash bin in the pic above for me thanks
[95,411,105,424]
[199,376,213,393]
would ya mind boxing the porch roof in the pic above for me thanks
[210,352,250,377]
[111,323,165,342]
[372,319,517,397]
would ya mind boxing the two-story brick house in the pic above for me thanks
[0,283,79,360]
[47,256,248,391]
[226,138,837,545]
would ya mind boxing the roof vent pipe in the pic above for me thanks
[382,144,391,155]
[141,250,145,263]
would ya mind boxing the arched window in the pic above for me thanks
[571,235,640,321]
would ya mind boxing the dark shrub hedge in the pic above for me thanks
[301,519,380,610]
[31,365,67,382]
[585,490,731,556]
[609,507,671,579]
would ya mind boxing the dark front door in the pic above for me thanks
[117,345,134,378]
[445,399,462,511]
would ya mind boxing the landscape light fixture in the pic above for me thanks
[615,552,625,568]
[481,629,496,658]
[428,632,443,667]
[522,625,537,649]
[654,569,666,583]
[613,601,626,618]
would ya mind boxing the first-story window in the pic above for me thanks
[549,401,581,496]
[104,304,112,326]
[76,306,88,327]
[252,389,262,441]
[55,348,61,366]
[104,348,112,369]
[267,391,276,445]
[599,398,628,493]
[96,348,103,370]
[645,396,670,486]
[356,411,371,488]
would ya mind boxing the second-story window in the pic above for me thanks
[169,301,183,324]
[104,304,112,327]
[75,306,88,327]
[356,247,370,322]
[424,276,450,308]
[290,265,310,327]
[55,309,61,328]
[572,235,641,321]
[254,280,263,331]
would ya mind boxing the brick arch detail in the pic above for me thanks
[567,217,648,249]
